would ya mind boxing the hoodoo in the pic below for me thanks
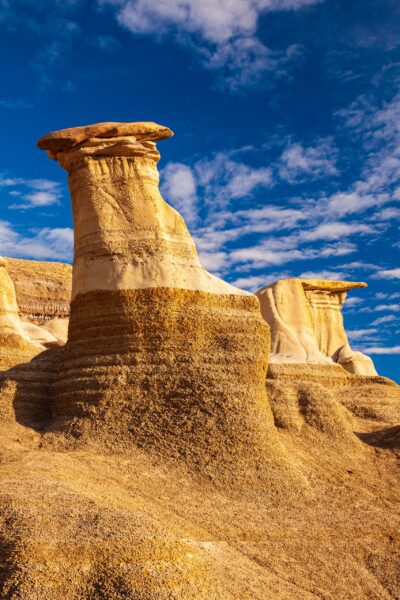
[38,122,293,488]
[256,277,377,375]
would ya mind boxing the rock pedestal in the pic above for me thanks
[38,122,295,488]
[256,278,377,376]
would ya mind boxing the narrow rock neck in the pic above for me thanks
[63,150,201,300]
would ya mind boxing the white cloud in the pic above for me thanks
[101,0,324,90]
[373,304,400,312]
[375,291,400,300]
[371,315,396,326]
[362,345,400,355]
[372,268,400,280]
[0,220,73,261]
[195,152,273,206]
[297,269,348,280]
[279,138,337,182]
[161,162,197,225]
[378,207,400,220]
[301,222,374,242]
[344,297,364,308]
[231,274,269,291]
[346,328,379,341]
[0,175,62,209]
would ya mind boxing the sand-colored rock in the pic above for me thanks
[0,258,42,369]
[39,122,246,300]
[0,124,399,599]
[4,257,72,347]
[36,120,298,494]
[256,277,377,375]
[5,257,72,321]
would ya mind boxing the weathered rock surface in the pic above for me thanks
[256,277,377,375]
[0,124,398,599]
[5,257,71,322]
[38,121,298,494]
[0,258,42,369]
[4,257,71,347]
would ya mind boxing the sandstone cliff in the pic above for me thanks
[256,277,377,375]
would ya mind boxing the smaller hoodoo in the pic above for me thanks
[256,278,377,376]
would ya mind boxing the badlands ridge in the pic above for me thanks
[0,121,398,599]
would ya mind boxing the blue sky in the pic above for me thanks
[0,0,399,381]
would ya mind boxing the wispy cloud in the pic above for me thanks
[372,268,400,280]
[100,0,324,91]
[346,328,379,342]
[0,176,62,209]
[371,315,396,326]
[0,220,73,261]
[278,137,338,182]
[160,163,197,226]
[362,345,400,355]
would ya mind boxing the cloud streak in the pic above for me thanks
[101,0,324,91]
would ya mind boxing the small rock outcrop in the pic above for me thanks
[0,258,41,369]
[256,278,377,376]
[37,121,297,490]
[5,257,71,346]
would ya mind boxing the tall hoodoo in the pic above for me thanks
[38,122,293,488]
[256,278,377,376]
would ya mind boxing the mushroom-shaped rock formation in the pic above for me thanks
[256,278,377,376]
[0,258,42,369]
[38,122,298,490]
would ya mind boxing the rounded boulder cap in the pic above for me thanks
[37,121,174,155]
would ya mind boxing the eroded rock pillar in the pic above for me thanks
[256,278,377,376]
[37,122,297,489]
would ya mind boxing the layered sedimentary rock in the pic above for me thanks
[36,121,295,489]
[256,278,377,375]
[0,123,399,599]
[5,257,71,322]
[0,258,42,369]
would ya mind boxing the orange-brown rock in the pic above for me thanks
[256,277,377,375]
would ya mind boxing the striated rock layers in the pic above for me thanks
[36,121,294,489]
[0,123,398,599]
[5,257,71,322]
[0,258,41,369]
[256,278,377,375]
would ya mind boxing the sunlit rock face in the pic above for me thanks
[37,122,296,489]
[256,278,377,376]
[5,257,72,347]
[0,258,41,369]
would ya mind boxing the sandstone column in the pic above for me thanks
[38,122,297,489]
